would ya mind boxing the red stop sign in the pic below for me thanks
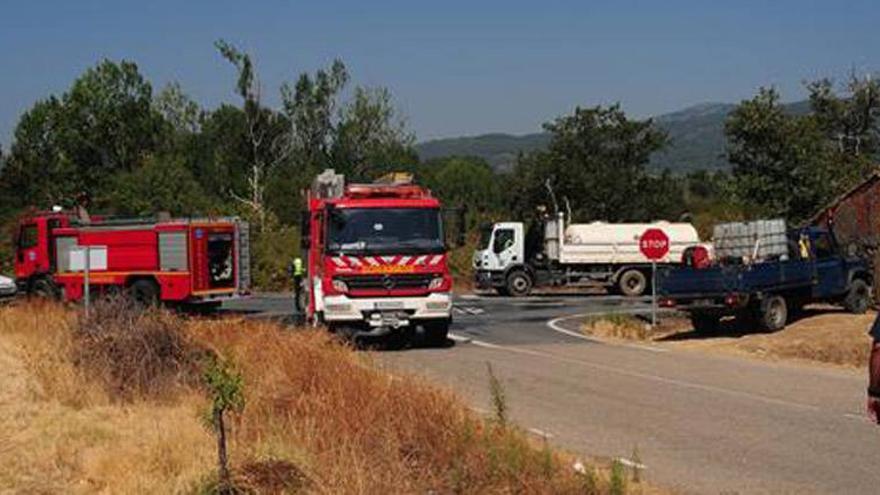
[640,228,670,260]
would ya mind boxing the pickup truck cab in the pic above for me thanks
[657,227,872,332]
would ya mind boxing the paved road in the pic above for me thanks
[227,293,880,494]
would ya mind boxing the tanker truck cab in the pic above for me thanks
[473,222,530,296]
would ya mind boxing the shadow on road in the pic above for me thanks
[655,307,848,342]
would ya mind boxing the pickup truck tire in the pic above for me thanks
[758,295,788,332]
[690,313,720,334]
[506,271,533,297]
[618,269,647,297]
[844,279,871,314]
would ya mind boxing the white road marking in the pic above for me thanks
[615,457,647,470]
[452,307,466,316]
[464,307,484,315]
[464,338,821,413]
[546,310,670,353]
[448,332,472,343]
[843,412,873,423]
[459,294,480,300]
[527,427,554,438]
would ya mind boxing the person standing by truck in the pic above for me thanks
[867,315,880,423]
[291,256,304,315]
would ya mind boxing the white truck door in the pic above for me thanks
[492,224,524,270]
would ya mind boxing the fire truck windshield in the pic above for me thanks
[327,208,443,255]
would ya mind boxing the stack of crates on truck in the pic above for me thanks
[712,219,788,262]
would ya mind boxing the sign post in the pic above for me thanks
[639,228,670,327]
[83,246,91,317]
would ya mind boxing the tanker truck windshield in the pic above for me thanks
[327,208,443,255]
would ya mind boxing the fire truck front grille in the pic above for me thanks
[339,274,435,291]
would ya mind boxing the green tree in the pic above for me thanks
[422,156,500,213]
[333,86,416,180]
[726,87,841,222]
[111,154,213,216]
[1,60,165,211]
[509,104,672,222]
[216,40,293,226]
[0,98,72,208]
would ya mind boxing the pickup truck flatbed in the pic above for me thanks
[658,227,872,332]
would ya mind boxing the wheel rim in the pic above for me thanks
[768,299,786,327]
[623,273,645,294]
[512,276,529,292]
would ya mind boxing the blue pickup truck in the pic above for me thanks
[657,227,872,333]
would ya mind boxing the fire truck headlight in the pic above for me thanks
[428,276,445,290]
[332,279,348,293]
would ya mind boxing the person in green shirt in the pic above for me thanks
[291,257,305,315]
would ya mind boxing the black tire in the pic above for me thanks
[128,279,160,307]
[690,313,721,334]
[618,269,648,297]
[30,278,59,300]
[506,271,533,297]
[757,295,788,332]
[423,319,450,346]
[844,279,871,314]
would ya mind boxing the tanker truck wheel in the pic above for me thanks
[618,269,647,297]
[506,270,533,297]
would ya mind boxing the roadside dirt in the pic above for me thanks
[582,307,874,369]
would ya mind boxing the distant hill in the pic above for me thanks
[415,101,810,174]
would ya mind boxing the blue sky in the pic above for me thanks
[1,0,879,147]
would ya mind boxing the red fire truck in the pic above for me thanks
[14,209,251,306]
[302,170,454,343]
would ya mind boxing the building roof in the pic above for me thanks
[808,171,880,225]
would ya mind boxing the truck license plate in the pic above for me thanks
[375,301,404,310]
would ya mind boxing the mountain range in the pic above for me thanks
[415,101,810,174]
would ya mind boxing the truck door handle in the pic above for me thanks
[512,256,518,261]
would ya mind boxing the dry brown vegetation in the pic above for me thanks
[582,309,874,368]
[0,300,638,494]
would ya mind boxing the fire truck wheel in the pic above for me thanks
[844,279,871,314]
[129,279,159,307]
[31,278,59,300]
[423,319,450,346]
[506,271,533,297]
[618,269,647,297]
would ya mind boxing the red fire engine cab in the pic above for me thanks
[14,209,251,306]
[303,170,454,343]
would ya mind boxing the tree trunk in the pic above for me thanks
[215,408,231,494]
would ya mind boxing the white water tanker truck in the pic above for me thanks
[473,212,701,296]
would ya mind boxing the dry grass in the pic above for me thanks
[0,301,214,493]
[581,314,688,342]
[669,308,874,368]
[0,301,631,494]
[581,307,874,369]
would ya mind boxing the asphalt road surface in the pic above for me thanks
[226,293,880,494]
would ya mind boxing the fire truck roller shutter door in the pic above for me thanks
[159,233,188,271]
